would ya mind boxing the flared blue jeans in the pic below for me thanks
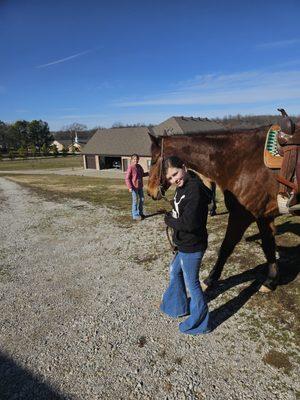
[160,251,210,335]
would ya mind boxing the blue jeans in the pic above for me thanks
[160,251,210,335]
[131,188,144,219]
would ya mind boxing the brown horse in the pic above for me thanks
[147,127,283,293]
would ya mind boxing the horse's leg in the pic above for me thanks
[203,211,253,289]
[256,217,278,292]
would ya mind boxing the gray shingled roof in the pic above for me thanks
[82,127,151,156]
[151,116,225,136]
[53,131,95,143]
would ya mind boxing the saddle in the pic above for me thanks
[264,109,300,214]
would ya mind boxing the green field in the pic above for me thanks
[0,156,83,170]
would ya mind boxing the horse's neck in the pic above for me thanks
[166,130,265,187]
[167,135,230,183]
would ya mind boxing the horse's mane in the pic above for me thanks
[165,125,270,139]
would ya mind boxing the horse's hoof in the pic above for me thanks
[259,285,272,293]
[259,277,278,293]
[201,279,218,291]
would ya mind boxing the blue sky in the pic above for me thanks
[1,0,300,130]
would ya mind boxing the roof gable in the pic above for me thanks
[82,127,151,156]
[152,116,225,136]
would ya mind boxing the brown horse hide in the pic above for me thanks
[147,127,285,292]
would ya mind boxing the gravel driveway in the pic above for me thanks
[0,177,298,400]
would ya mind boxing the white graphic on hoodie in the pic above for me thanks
[172,193,186,219]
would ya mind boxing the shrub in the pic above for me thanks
[51,144,59,157]
[61,145,68,157]
[30,144,37,157]
[18,146,27,158]
[41,143,49,156]
[8,149,15,160]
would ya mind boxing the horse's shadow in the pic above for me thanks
[245,220,300,242]
[206,243,299,331]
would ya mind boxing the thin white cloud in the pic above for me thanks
[114,69,300,108]
[256,38,300,49]
[36,49,94,68]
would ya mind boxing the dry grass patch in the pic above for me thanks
[0,156,83,171]
[5,174,170,215]
[263,349,293,374]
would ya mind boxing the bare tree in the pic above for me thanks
[61,123,87,143]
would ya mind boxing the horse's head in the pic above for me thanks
[147,132,171,200]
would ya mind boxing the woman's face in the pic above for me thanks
[166,166,187,187]
[131,156,139,165]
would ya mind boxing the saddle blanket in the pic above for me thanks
[264,124,283,169]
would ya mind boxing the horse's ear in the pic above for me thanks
[148,128,161,147]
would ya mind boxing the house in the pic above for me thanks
[82,116,225,172]
[82,127,152,172]
[52,131,95,152]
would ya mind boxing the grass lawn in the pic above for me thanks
[4,174,175,215]
[0,156,83,170]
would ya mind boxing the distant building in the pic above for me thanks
[82,116,225,172]
[82,127,152,172]
[52,131,95,152]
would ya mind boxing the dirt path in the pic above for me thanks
[0,167,124,179]
[0,177,298,399]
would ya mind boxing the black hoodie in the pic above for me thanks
[164,170,211,253]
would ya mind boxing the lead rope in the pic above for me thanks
[166,226,177,254]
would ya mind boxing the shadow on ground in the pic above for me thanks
[206,247,299,331]
[0,352,69,400]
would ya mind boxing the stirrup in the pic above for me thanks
[277,194,289,214]
[288,203,300,211]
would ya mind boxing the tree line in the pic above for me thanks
[1,113,298,159]
[0,119,53,157]
[212,113,299,129]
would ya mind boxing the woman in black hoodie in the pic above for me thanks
[160,156,211,334]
